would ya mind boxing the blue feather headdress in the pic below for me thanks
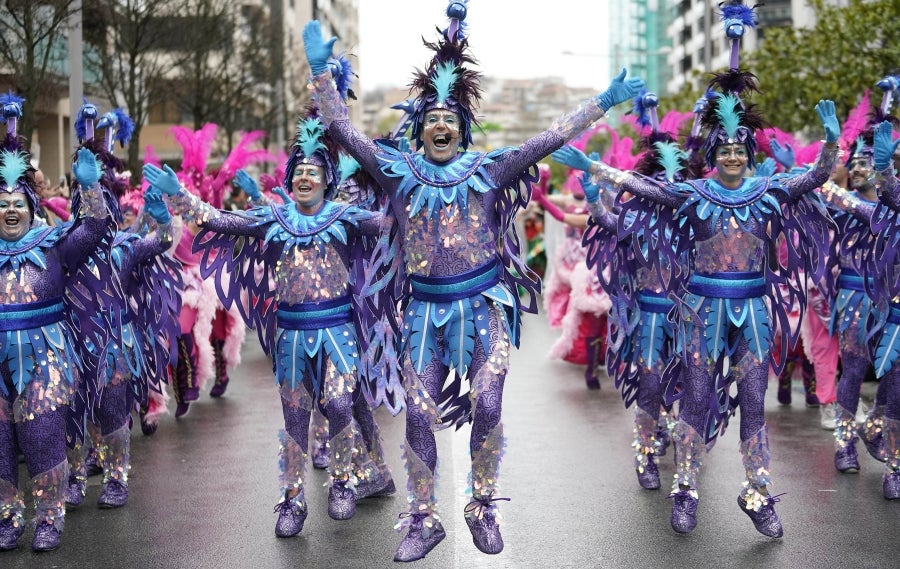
[97,108,135,152]
[0,92,38,216]
[409,0,482,150]
[699,1,767,169]
[284,115,338,198]
[75,99,99,143]
[327,52,357,102]
[632,92,694,183]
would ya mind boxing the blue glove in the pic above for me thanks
[874,121,900,172]
[597,69,645,112]
[551,145,594,173]
[303,21,337,76]
[234,169,261,200]
[769,140,795,170]
[274,186,292,203]
[754,157,776,179]
[815,100,840,144]
[579,170,600,203]
[144,188,171,224]
[142,163,182,196]
[73,147,101,188]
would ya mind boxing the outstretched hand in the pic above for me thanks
[551,145,593,173]
[579,170,600,203]
[754,157,776,179]
[597,69,645,112]
[874,121,900,172]
[815,100,840,144]
[73,147,101,188]
[769,140,795,170]
[144,188,172,224]
[234,169,261,200]
[142,164,182,197]
[303,21,338,76]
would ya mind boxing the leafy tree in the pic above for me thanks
[749,0,900,136]
[0,1,79,149]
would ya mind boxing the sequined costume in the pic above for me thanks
[0,97,114,551]
[303,5,643,558]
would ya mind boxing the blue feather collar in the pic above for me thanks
[255,201,372,250]
[677,177,783,233]
[375,142,501,218]
[0,225,62,272]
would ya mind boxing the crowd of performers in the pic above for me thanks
[1,0,899,561]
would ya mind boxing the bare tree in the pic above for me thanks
[0,1,79,149]
[84,0,176,179]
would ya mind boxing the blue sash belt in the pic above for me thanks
[637,290,673,314]
[410,261,501,303]
[837,268,873,293]
[0,297,65,331]
[277,296,352,330]
[686,271,766,299]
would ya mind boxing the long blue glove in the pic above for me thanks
[579,170,600,204]
[754,157,776,179]
[769,140,794,171]
[303,21,337,76]
[874,121,900,172]
[73,147,101,188]
[551,145,594,173]
[142,164,182,196]
[596,69,645,112]
[144,188,172,224]
[815,100,840,144]
[234,169,261,200]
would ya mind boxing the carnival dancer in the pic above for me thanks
[553,2,840,537]
[552,90,703,491]
[0,93,115,552]
[302,1,643,560]
[64,105,182,509]
[144,108,397,536]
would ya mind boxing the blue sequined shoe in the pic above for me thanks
[393,514,446,563]
[835,443,860,473]
[65,475,85,507]
[31,522,61,552]
[0,516,24,551]
[274,493,307,537]
[98,479,129,509]
[670,490,698,534]
[738,494,784,538]
[327,480,356,520]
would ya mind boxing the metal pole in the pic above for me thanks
[67,0,83,153]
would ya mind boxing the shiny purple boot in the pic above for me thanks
[0,516,24,551]
[274,492,307,537]
[464,499,506,554]
[327,480,356,520]
[669,490,698,534]
[393,513,446,563]
[738,492,784,538]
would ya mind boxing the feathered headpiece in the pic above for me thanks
[842,79,900,168]
[632,91,697,183]
[699,1,766,169]
[0,92,38,217]
[71,102,130,221]
[120,188,144,216]
[284,116,338,198]
[408,1,481,150]
[74,100,99,144]
[97,108,135,153]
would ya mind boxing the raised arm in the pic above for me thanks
[782,100,840,202]
[57,148,115,267]
[143,163,268,239]
[818,180,875,222]
[552,145,684,209]
[303,21,393,189]
[490,70,644,187]
[873,121,900,211]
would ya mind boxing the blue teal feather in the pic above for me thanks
[715,93,743,140]
[113,108,135,146]
[740,297,769,361]
[431,62,459,107]
[294,118,327,159]
[720,3,757,27]
[0,91,24,122]
[338,153,361,183]
[875,321,900,377]
[633,90,651,128]
[442,300,475,375]
[653,141,687,183]
[0,149,28,189]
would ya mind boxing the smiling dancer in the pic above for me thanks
[302,1,643,561]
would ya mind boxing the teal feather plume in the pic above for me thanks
[431,62,459,106]
[0,149,28,189]
[653,141,687,183]
[338,153,360,183]
[293,117,326,159]
[715,93,743,140]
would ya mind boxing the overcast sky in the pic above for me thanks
[353,0,613,92]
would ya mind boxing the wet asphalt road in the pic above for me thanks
[4,310,898,569]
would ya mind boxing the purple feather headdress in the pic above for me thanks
[97,108,135,152]
[75,99,99,143]
[0,92,38,217]
[284,111,339,199]
[408,0,482,150]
